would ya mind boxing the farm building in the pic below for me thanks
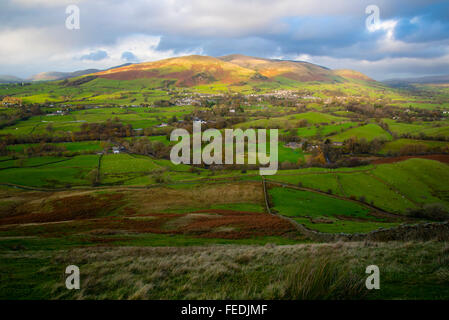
[112,146,127,154]
[285,142,303,149]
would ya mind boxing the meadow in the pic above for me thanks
[380,139,449,154]
[328,123,392,142]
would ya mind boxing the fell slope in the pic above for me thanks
[95,55,257,86]
[92,54,375,87]
[219,54,337,82]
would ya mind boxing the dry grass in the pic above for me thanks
[0,193,125,225]
[127,182,264,214]
[40,241,449,300]
[0,185,293,240]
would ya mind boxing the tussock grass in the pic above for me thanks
[10,241,442,300]
[282,257,366,300]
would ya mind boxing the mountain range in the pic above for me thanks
[4,54,448,87]
[0,63,134,83]
[384,75,449,87]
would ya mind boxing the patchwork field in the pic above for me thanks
[1,58,449,300]
[269,159,449,215]
[0,182,302,248]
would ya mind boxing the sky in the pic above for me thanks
[1,0,449,80]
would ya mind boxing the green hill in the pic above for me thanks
[0,54,397,104]
[93,54,375,86]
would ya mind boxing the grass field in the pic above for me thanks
[269,186,399,233]
[329,123,392,142]
[0,105,193,138]
[380,139,449,154]
[296,121,359,138]
[0,78,173,106]
[383,119,449,138]
[235,112,348,130]
[0,155,99,188]
[7,141,103,153]
[269,158,449,214]
[0,152,447,219]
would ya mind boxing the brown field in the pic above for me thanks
[125,182,264,214]
[0,182,294,240]
[0,209,295,241]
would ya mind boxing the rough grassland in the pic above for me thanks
[0,241,447,300]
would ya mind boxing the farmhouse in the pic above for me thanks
[170,121,279,175]
[193,117,207,124]
[112,146,127,154]
[285,142,303,149]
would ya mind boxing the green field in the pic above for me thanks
[269,187,399,233]
[7,141,103,153]
[0,105,194,138]
[329,123,392,142]
[383,119,449,138]
[269,159,449,214]
[296,121,359,138]
[235,112,348,130]
[0,155,99,188]
[380,139,449,154]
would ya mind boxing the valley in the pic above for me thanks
[1,54,448,300]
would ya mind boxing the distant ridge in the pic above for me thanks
[29,69,101,82]
[0,75,23,83]
[384,75,449,87]
[27,63,135,82]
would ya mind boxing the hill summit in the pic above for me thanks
[93,54,374,87]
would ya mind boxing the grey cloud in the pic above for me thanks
[121,51,138,62]
[80,50,108,61]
